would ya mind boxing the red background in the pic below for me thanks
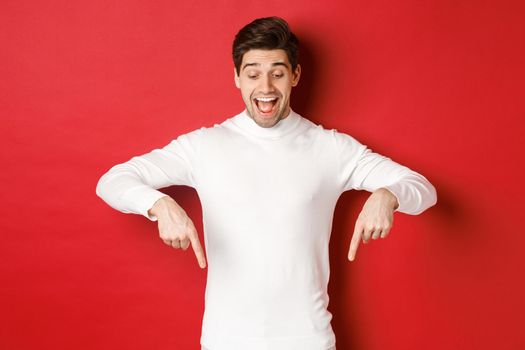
[2,1,524,349]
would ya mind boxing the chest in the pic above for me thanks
[196,134,335,209]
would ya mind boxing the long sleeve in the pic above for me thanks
[95,127,204,221]
[334,130,437,215]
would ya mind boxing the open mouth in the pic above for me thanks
[253,96,279,116]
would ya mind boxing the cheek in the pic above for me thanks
[277,80,293,93]
[278,86,292,98]
[238,86,248,96]
[241,88,254,102]
[243,88,253,98]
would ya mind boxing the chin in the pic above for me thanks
[256,117,279,128]
[255,110,285,127]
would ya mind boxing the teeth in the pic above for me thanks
[255,97,277,102]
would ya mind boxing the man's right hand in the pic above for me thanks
[148,196,207,269]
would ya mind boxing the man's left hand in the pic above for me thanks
[348,188,399,262]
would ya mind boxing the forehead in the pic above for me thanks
[241,49,290,67]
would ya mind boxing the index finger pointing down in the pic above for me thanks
[348,222,362,262]
[189,229,207,269]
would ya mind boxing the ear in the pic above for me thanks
[292,64,301,87]
[234,67,240,89]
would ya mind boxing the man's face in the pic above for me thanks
[235,49,301,128]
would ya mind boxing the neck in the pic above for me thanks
[231,107,302,139]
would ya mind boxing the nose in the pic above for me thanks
[259,74,275,94]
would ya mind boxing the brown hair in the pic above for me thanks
[232,16,299,76]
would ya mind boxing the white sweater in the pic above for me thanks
[96,108,437,350]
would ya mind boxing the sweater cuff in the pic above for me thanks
[122,185,169,221]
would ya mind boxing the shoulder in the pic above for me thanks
[297,114,365,149]
[173,113,235,142]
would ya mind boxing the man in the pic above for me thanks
[96,16,437,350]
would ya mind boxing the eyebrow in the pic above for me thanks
[242,62,290,71]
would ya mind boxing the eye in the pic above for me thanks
[273,73,284,78]
[247,73,259,79]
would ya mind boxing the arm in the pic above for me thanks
[335,131,437,215]
[95,128,203,221]
[95,128,207,268]
[333,130,437,261]
[353,148,437,215]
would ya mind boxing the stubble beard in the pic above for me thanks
[245,94,289,129]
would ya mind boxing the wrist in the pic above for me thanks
[148,195,175,218]
[374,187,399,210]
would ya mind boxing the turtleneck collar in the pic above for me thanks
[230,108,302,139]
